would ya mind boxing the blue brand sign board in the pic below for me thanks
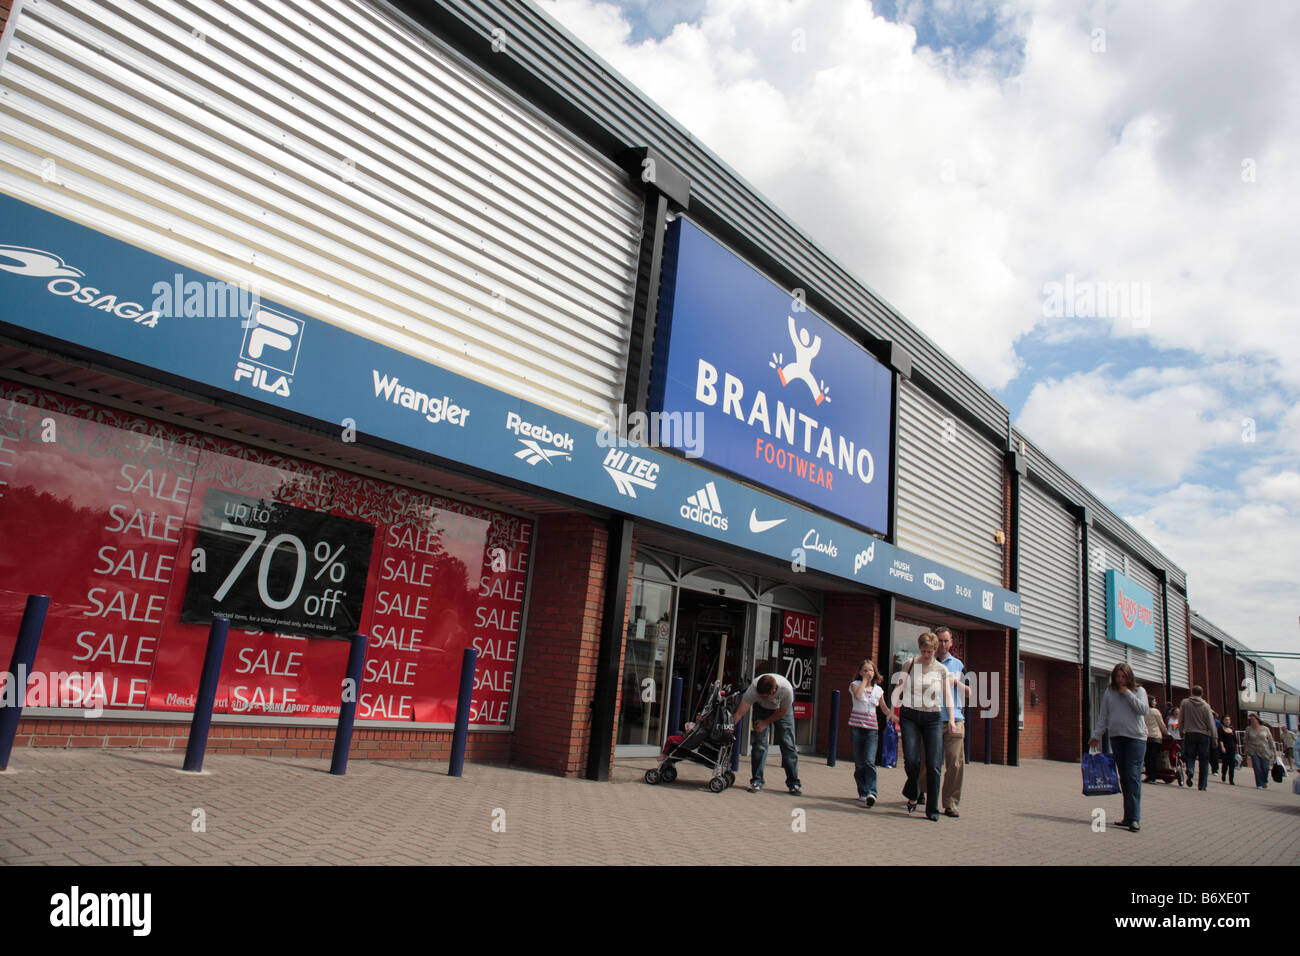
[0,192,1021,627]
[650,218,892,535]
[1105,569,1156,652]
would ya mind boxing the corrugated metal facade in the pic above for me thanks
[1019,479,1079,663]
[1087,529,1165,685]
[896,379,1003,584]
[1164,584,1190,688]
[0,0,643,425]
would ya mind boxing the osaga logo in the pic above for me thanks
[0,244,162,327]
[602,447,658,498]
[924,572,945,592]
[771,316,831,405]
[236,307,302,397]
[853,541,875,574]
[507,411,573,465]
[1117,588,1152,629]
[681,481,727,530]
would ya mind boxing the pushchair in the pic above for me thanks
[644,681,739,792]
[1152,736,1186,786]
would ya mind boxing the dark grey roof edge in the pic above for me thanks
[385,0,1010,434]
[1013,427,1187,587]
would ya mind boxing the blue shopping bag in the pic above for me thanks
[1081,752,1120,795]
[881,722,898,769]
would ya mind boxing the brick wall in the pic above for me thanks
[0,0,11,40]
[1020,656,1049,758]
[510,513,623,777]
[817,593,879,761]
[966,628,1010,763]
[1046,660,1083,761]
[11,717,511,761]
[1207,644,1225,715]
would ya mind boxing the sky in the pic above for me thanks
[539,0,1300,689]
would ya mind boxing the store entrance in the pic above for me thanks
[671,591,749,722]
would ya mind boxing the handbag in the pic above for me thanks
[1082,751,1121,795]
[880,721,898,769]
[1272,757,1286,783]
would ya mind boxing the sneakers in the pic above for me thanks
[789,785,802,796]
[747,781,763,792]
[866,794,876,807]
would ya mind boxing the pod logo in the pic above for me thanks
[0,244,162,327]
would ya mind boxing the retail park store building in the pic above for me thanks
[0,0,1289,778]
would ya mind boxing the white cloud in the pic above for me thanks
[543,0,1300,391]
[1015,366,1241,487]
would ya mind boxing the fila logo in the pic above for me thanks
[515,439,570,466]
[240,307,302,375]
[236,306,302,397]
[602,447,658,498]
[681,481,728,530]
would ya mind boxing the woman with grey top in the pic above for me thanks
[1088,662,1148,832]
[1245,714,1276,788]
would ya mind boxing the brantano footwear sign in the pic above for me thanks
[0,192,1021,627]
[649,218,892,535]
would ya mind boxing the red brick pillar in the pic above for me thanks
[1207,646,1225,715]
[1047,661,1083,761]
[817,593,879,761]
[0,0,12,39]
[965,628,1010,764]
[511,514,610,776]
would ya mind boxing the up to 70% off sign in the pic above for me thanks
[181,490,375,638]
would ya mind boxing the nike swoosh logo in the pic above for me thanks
[749,510,786,533]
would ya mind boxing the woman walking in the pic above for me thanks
[1219,715,1237,784]
[1245,714,1276,788]
[897,632,958,822]
[1088,663,1148,832]
[848,659,897,807]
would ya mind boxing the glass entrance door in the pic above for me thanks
[617,579,675,750]
[671,592,748,724]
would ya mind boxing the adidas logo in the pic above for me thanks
[680,481,728,530]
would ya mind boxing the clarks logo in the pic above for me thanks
[0,244,161,327]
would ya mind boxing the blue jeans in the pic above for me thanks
[850,726,880,799]
[1250,754,1269,787]
[900,708,942,816]
[751,709,800,790]
[1183,732,1211,790]
[1111,735,1146,823]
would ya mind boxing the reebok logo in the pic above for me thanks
[681,481,728,530]
[506,412,573,465]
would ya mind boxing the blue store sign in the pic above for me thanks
[1105,569,1156,652]
[650,218,892,535]
[0,193,1021,628]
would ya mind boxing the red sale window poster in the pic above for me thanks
[0,384,530,727]
[780,610,818,719]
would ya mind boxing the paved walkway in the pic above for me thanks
[1,749,1297,865]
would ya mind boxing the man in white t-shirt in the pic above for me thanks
[733,673,801,794]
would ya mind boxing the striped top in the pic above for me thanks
[849,681,884,729]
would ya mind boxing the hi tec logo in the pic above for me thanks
[924,572,945,592]
[50,885,151,936]
[235,307,302,398]
[373,370,470,426]
[507,411,573,465]
[0,245,162,327]
[853,542,875,574]
[602,447,658,498]
[1117,588,1152,629]
[682,481,727,530]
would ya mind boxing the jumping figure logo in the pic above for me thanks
[770,316,831,405]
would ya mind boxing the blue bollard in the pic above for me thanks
[448,647,478,777]
[827,689,840,766]
[182,616,231,773]
[668,676,683,737]
[0,594,51,771]
[330,633,369,776]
